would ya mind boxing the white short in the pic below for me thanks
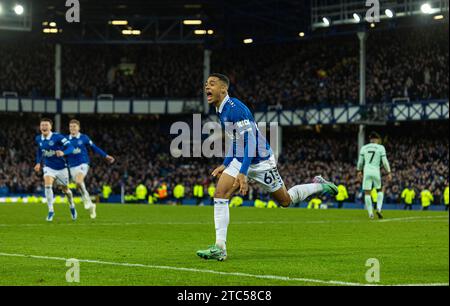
[223,155,284,193]
[69,164,90,180]
[43,167,69,186]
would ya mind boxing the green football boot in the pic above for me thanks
[313,176,338,196]
[196,245,227,261]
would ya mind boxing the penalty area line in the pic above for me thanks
[0,252,447,287]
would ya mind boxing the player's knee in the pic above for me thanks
[214,190,231,200]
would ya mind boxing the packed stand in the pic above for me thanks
[0,114,448,206]
[0,25,447,109]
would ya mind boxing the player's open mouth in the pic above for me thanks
[206,92,213,101]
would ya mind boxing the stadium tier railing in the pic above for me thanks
[0,97,204,115]
[0,97,448,124]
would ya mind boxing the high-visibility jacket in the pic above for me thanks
[158,184,168,199]
[336,185,349,201]
[68,182,77,190]
[208,184,216,198]
[102,185,112,199]
[444,186,449,206]
[371,188,378,203]
[254,199,266,208]
[136,184,148,200]
[401,188,415,205]
[308,198,322,209]
[267,200,278,209]
[173,184,185,199]
[193,184,204,198]
[28,195,38,204]
[420,190,434,207]
[230,196,243,208]
[54,195,63,204]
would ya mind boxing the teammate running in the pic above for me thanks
[34,118,76,222]
[66,119,115,219]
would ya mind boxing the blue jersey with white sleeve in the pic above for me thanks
[217,95,272,175]
[35,132,74,170]
[66,133,108,167]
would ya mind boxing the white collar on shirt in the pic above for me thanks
[41,132,53,141]
[216,95,230,114]
[69,133,81,140]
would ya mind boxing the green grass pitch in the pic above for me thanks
[0,203,448,286]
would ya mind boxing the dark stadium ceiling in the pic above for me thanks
[2,0,447,46]
[4,0,312,45]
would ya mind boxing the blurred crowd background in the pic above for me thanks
[0,114,448,206]
[0,23,448,207]
[0,24,448,110]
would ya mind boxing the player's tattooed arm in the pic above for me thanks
[87,138,115,164]
[234,130,256,196]
[212,165,226,179]
[233,174,249,196]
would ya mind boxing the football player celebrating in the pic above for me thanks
[196,74,338,261]
[66,119,115,219]
[34,118,76,222]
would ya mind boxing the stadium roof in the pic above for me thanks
[1,0,312,45]
[0,0,447,46]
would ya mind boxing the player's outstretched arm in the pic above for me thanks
[87,137,115,164]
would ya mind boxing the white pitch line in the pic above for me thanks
[0,252,447,287]
[0,215,447,227]
[377,216,449,223]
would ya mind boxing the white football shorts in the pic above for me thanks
[69,163,90,180]
[43,166,69,186]
[223,155,284,193]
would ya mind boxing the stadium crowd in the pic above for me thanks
[0,114,448,207]
[0,24,448,108]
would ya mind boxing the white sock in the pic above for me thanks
[79,182,92,205]
[66,189,75,209]
[288,184,323,205]
[365,195,373,217]
[377,192,384,212]
[214,198,230,250]
[45,186,54,212]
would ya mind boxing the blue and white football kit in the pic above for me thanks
[65,133,108,217]
[202,95,337,259]
[217,95,284,193]
[66,133,108,180]
[35,132,74,186]
[35,132,77,221]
